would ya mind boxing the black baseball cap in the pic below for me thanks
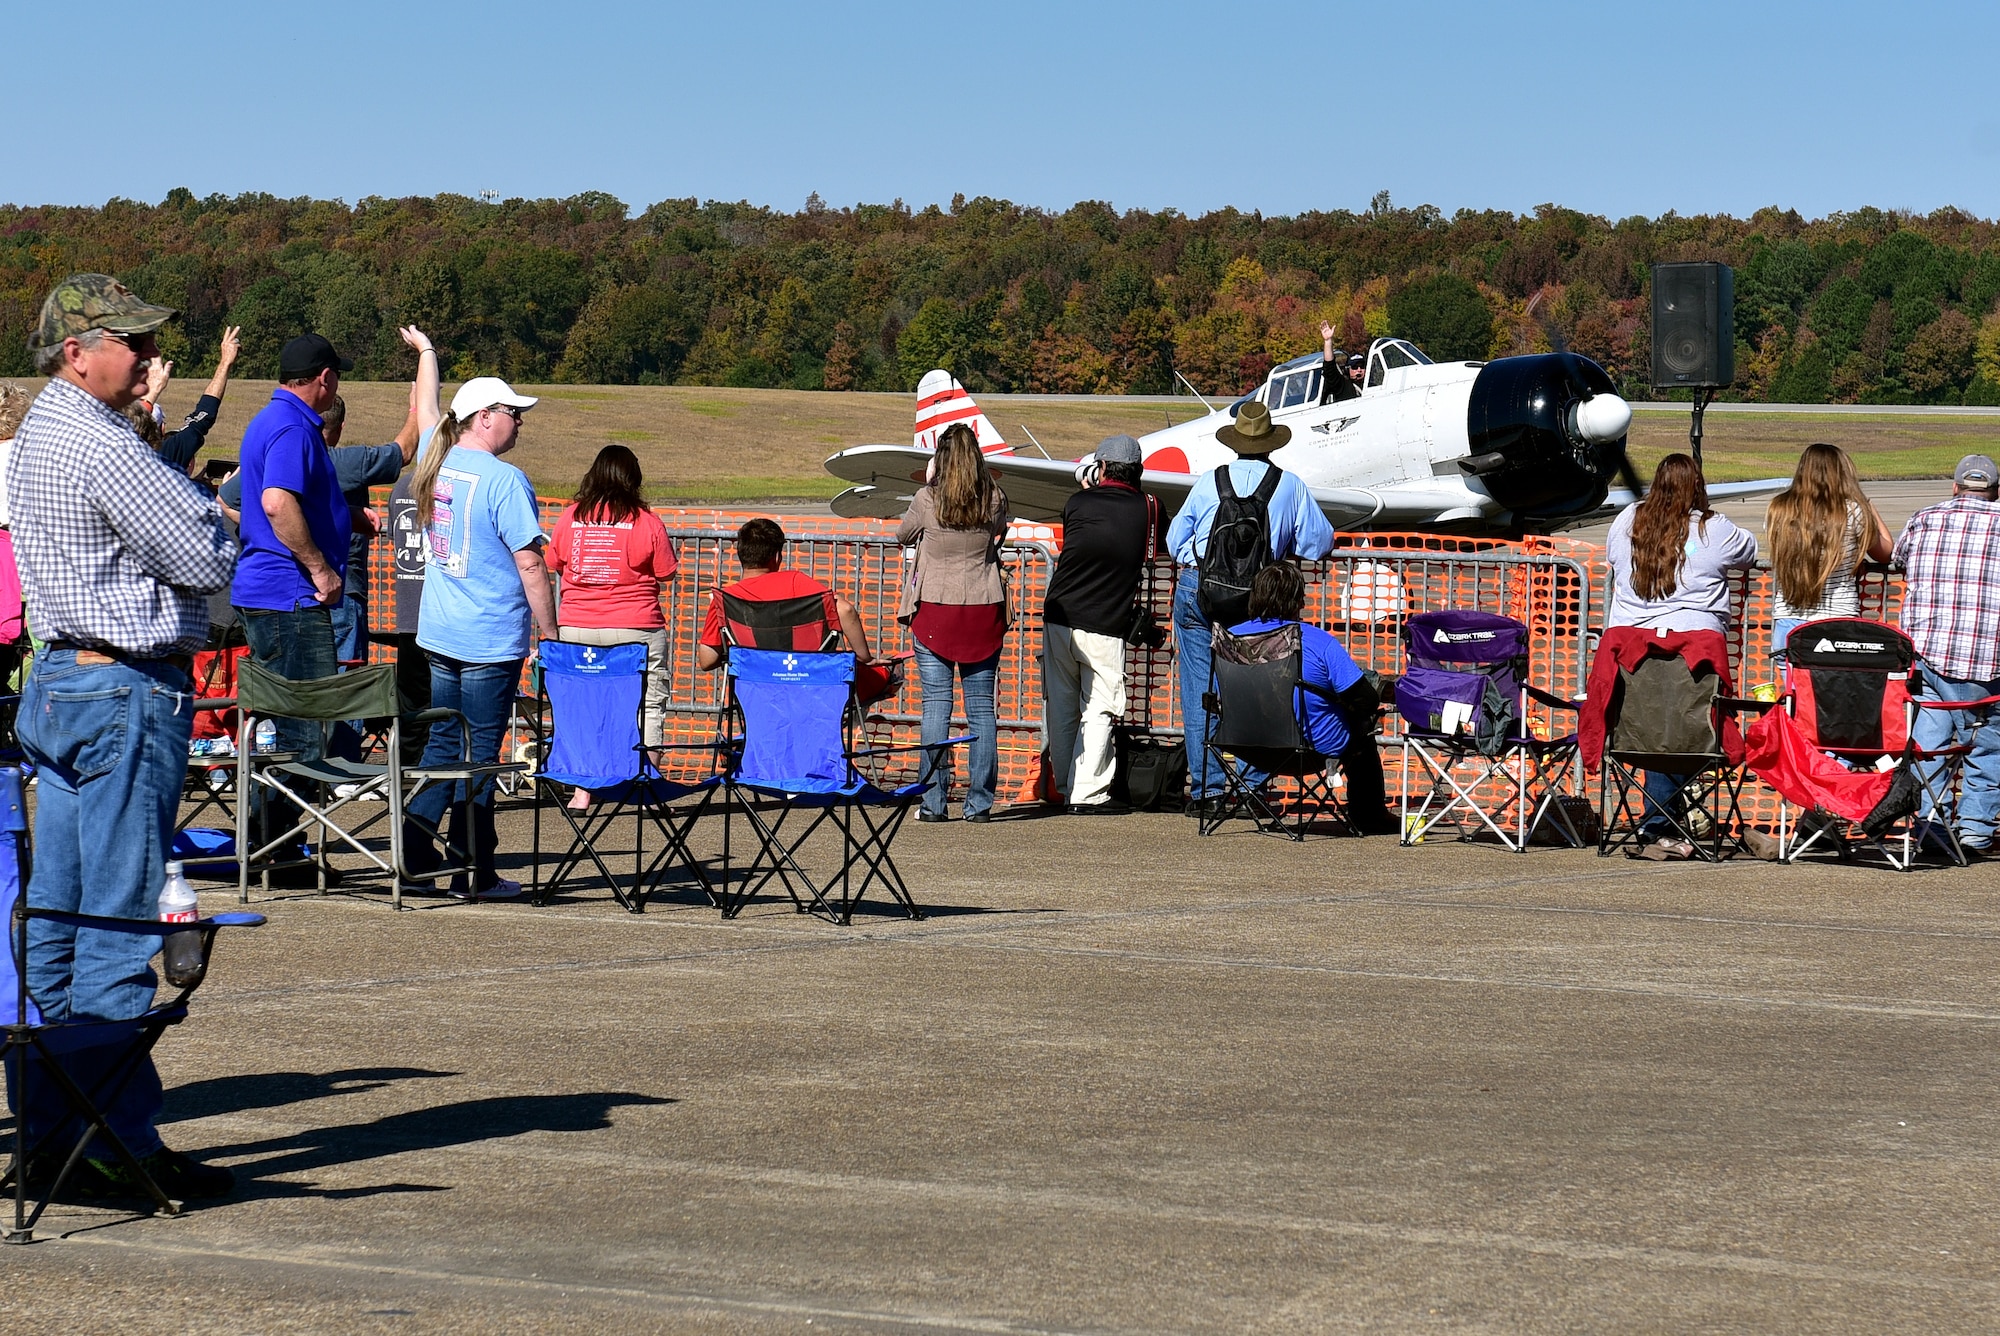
[279,333,353,380]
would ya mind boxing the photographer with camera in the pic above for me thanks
[1042,435,1160,815]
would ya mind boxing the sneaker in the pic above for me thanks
[1068,800,1132,816]
[5,1151,120,1202]
[449,878,525,901]
[82,1146,234,1201]
[964,810,993,824]
[917,810,949,824]
[262,861,344,889]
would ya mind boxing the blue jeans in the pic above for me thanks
[326,595,368,761]
[403,655,523,891]
[913,644,998,818]
[7,651,194,1157]
[1641,769,1689,838]
[1914,665,2000,847]
[1173,569,1268,800]
[1771,616,1803,662]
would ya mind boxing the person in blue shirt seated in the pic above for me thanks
[1227,562,1398,835]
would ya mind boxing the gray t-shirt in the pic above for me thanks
[1606,505,1760,634]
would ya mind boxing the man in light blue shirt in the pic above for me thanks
[1166,399,1336,814]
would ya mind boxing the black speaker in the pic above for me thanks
[1651,262,1734,388]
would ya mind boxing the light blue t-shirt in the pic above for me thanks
[416,438,545,662]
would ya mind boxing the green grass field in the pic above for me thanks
[8,378,1995,500]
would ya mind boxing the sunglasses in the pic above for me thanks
[488,405,525,422]
[100,330,157,355]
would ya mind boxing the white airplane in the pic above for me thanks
[824,340,1783,534]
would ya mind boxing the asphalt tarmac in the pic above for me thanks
[8,801,2000,1333]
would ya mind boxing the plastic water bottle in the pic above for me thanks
[254,720,277,753]
[158,861,205,988]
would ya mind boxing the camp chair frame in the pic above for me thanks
[717,647,967,924]
[1198,623,1349,842]
[0,768,264,1241]
[528,641,725,912]
[1399,684,1584,852]
[233,659,523,909]
[1770,620,2000,870]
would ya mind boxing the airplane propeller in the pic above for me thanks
[1533,297,1647,501]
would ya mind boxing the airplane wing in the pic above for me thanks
[828,444,1383,529]
[1546,477,1792,530]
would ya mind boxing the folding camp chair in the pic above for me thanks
[720,647,966,923]
[233,659,523,908]
[1771,618,1998,869]
[1395,610,1585,851]
[0,768,264,1240]
[1198,622,1347,841]
[529,640,724,912]
[1597,650,1756,861]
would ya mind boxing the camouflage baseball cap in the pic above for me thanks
[29,274,176,351]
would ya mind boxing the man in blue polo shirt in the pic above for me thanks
[232,333,351,860]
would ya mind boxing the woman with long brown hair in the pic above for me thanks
[1765,442,1893,654]
[896,422,1012,822]
[1605,453,1760,855]
[549,444,679,746]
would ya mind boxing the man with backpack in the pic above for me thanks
[1166,398,1336,817]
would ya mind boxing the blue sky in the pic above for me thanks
[12,0,1996,221]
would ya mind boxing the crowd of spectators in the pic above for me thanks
[5,270,2000,1204]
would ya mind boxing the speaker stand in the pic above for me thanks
[1688,386,1714,472]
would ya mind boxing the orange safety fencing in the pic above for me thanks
[356,500,1916,834]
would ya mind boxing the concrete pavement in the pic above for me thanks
[8,802,2000,1332]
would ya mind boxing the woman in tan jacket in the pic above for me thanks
[897,423,1012,822]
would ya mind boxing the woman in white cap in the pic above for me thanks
[401,338,559,899]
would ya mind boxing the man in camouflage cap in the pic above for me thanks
[5,274,238,1203]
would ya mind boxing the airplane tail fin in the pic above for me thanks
[914,369,1011,455]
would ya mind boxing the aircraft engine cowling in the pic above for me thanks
[1462,353,1629,523]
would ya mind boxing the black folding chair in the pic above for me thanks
[0,768,264,1240]
[1597,651,1757,861]
[1199,622,1348,841]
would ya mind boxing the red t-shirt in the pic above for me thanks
[549,505,679,630]
[699,569,842,648]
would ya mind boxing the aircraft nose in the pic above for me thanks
[1572,392,1632,444]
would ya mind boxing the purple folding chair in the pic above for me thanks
[1394,610,1585,851]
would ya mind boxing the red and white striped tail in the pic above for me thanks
[914,369,1011,455]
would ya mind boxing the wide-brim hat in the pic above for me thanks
[1215,398,1290,454]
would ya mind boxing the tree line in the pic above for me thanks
[5,188,2000,404]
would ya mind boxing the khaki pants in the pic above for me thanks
[1042,624,1128,807]
[557,625,672,746]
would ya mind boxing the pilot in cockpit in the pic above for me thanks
[1316,321,1362,405]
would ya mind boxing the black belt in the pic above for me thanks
[44,642,194,674]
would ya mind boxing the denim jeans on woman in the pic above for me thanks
[913,644,998,818]
[402,654,524,892]
[7,650,194,1157]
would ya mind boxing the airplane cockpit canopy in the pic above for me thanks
[1365,338,1433,388]
[1257,352,1323,412]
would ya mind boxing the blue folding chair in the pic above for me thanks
[1,769,264,1240]
[721,648,966,924]
[530,641,724,912]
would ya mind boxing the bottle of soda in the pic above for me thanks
[158,860,206,988]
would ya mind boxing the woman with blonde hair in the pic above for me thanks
[1764,442,1893,654]
[1604,452,1760,856]
[896,422,1011,822]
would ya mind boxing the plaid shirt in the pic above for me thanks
[1892,493,2000,681]
[7,378,237,657]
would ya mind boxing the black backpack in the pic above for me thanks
[1196,462,1283,628]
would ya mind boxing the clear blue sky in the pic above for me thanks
[13,0,1996,222]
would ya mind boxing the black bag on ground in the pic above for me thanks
[1195,463,1283,628]
[1114,728,1187,811]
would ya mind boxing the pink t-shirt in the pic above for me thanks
[549,505,679,630]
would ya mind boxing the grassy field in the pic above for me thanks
[8,377,1998,500]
